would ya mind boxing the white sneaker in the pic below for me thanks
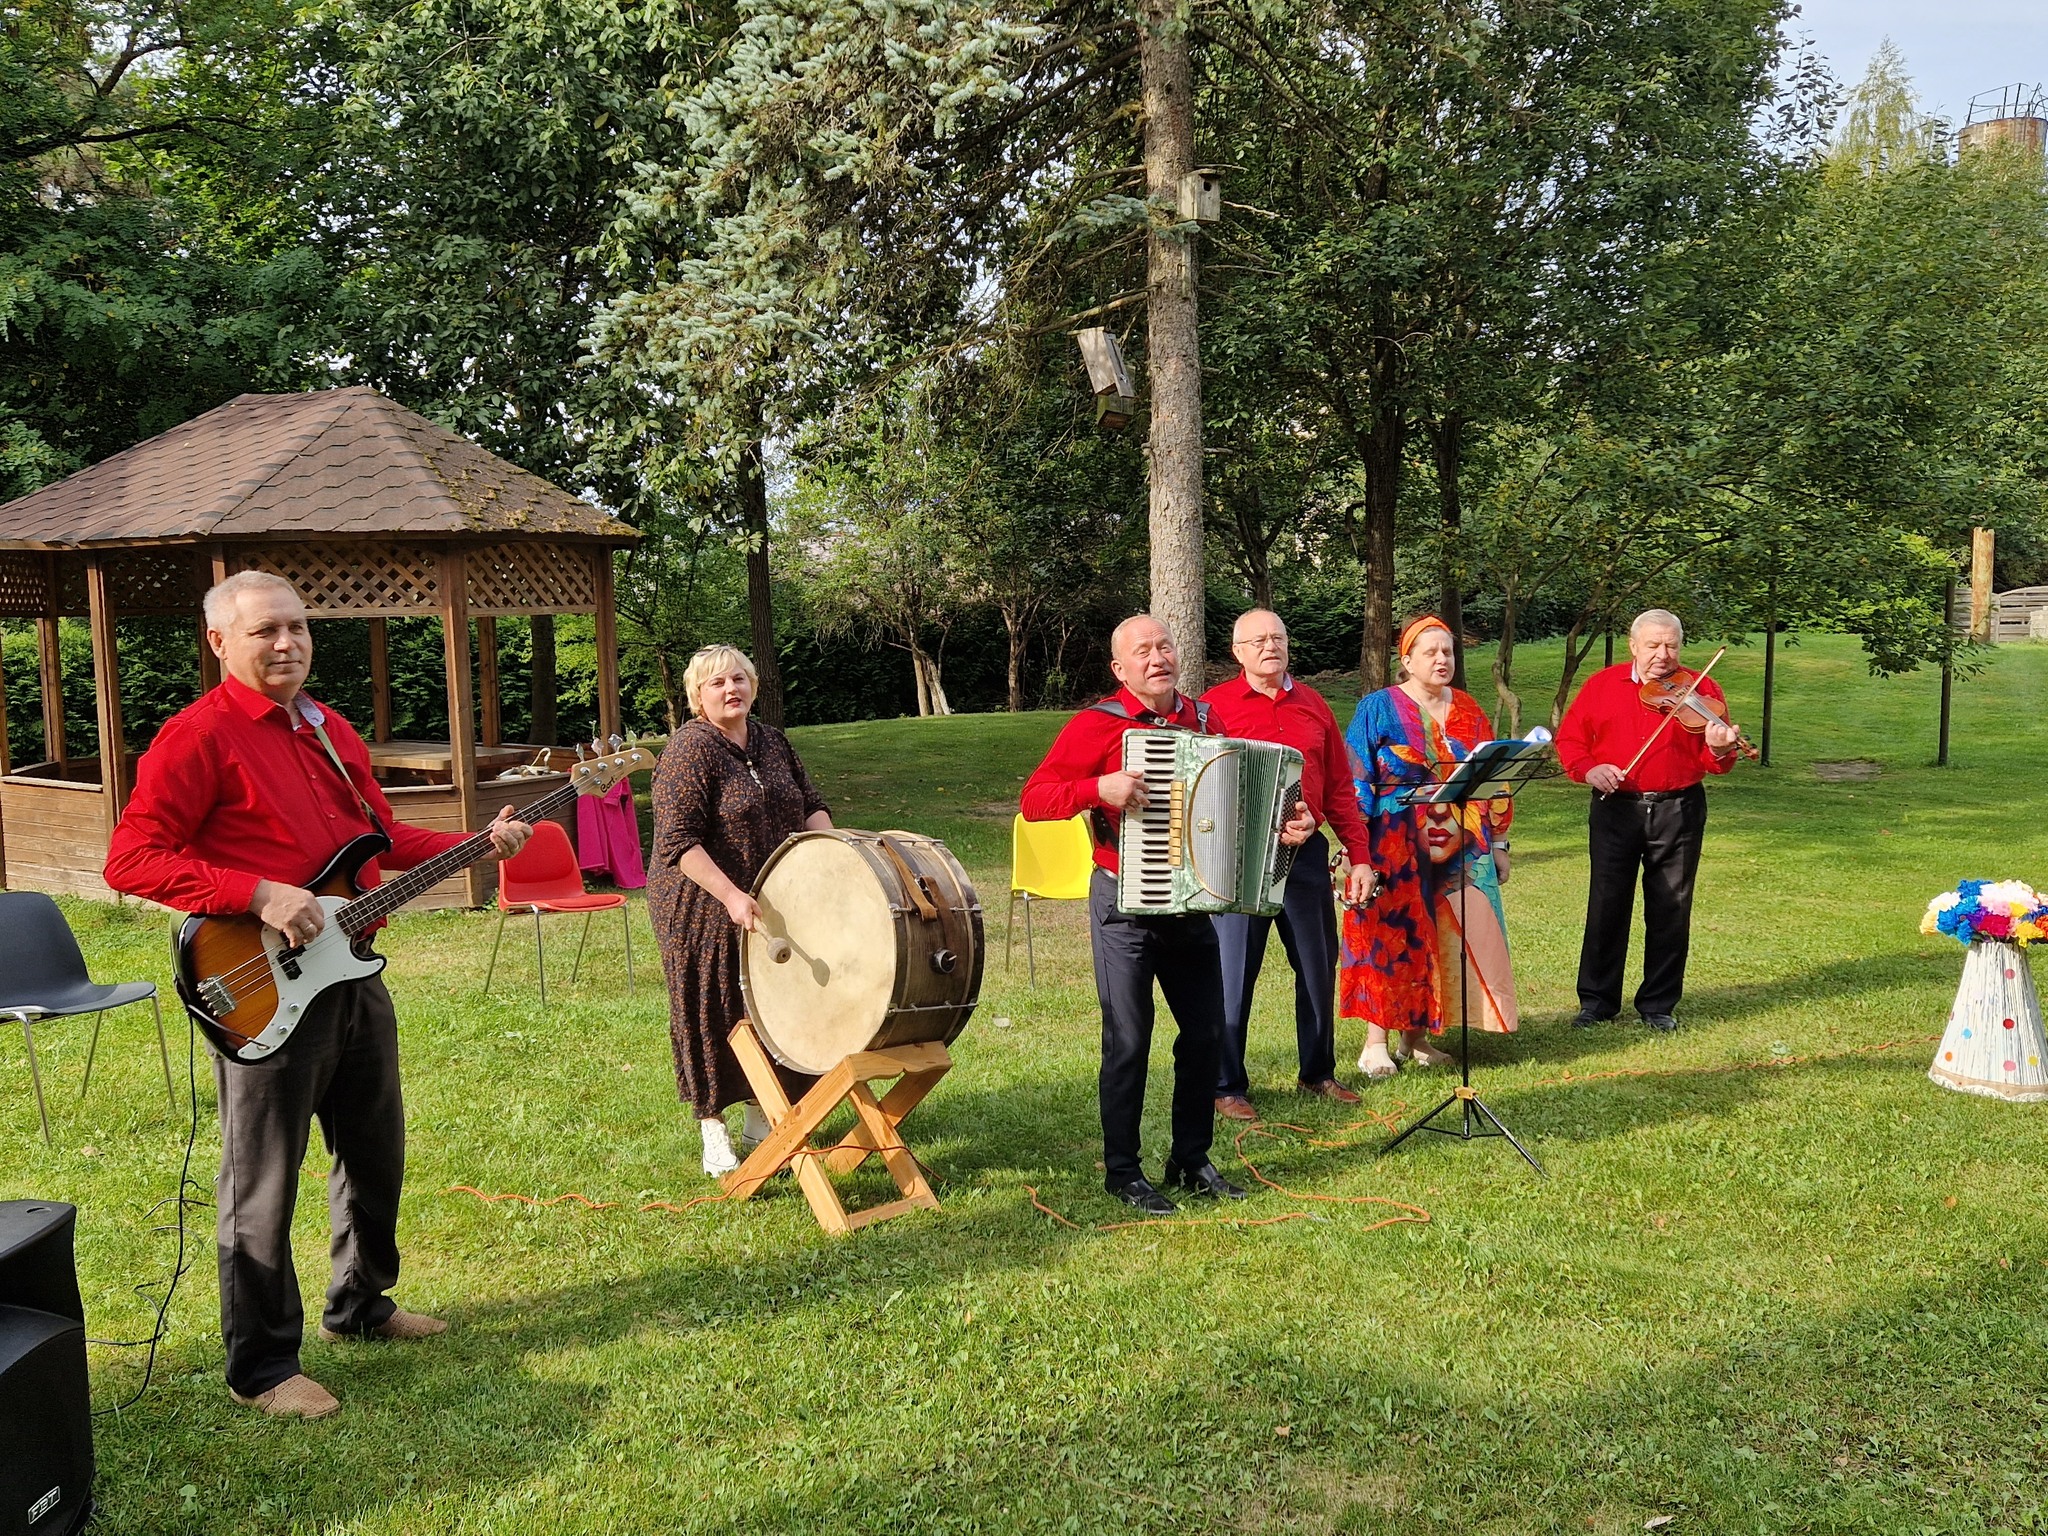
[700,1117,739,1177]
[740,1102,772,1152]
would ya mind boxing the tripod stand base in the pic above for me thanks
[1382,1085,1546,1176]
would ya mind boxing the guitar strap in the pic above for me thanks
[304,712,390,841]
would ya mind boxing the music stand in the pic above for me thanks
[1375,739,1556,1176]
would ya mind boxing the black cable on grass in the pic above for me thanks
[91,1011,206,1416]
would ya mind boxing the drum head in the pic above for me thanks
[743,834,899,1074]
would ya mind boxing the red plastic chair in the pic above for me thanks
[481,821,635,1005]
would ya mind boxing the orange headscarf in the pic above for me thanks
[1398,615,1452,657]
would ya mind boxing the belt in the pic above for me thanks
[1601,786,1699,803]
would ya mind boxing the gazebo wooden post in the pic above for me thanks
[367,618,392,742]
[529,613,557,745]
[477,615,502,746]
[592,547,621,745]
[36,557,64,769]
[195,548,222,692]
[438,547,484,906]
[83,556,127,837]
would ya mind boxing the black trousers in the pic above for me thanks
[1087,869,1221,1186]
[213,974,404,1396]
[1212,830,1338,1095]
[1577,786,1707,1020]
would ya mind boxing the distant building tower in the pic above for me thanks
[1959,84,2047,155]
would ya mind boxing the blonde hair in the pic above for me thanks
[682,644,759,716]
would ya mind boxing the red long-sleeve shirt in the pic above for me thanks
[1555,663,1737,792]
[1019,687,1211,875]
[1200,672,1371,865]
[104,675,466,915]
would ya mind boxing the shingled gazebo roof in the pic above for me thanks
[0,387,636,549]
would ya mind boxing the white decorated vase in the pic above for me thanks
[1929,939,2048,1103]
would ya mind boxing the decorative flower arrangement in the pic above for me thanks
[1922,879,2048,947]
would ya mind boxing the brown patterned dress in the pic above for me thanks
[648,717,830,1117]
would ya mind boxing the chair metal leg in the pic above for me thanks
[1025,895,1037,988]
[1006,891,1019,974]
[533,911,548,1007]
[150,994,174,1108]
[622,905,636,995]
[571,910,595,984]
[482,909,512,997]
[78,1010,106,1099]
[13,1012,51,1147]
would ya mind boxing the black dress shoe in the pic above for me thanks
[1640,1012,1679,1033]
[1570,1009,1611,1029]
[1162,1159,1247,1200]
[1106,1176,1177,1215]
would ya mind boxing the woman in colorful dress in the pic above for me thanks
[648,645,833,1175]
[1341,616,1519,1079]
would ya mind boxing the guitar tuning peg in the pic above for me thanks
[574,742,587,761]
[608,734,624,753]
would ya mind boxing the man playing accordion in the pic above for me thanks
[1021,615,1312,1214]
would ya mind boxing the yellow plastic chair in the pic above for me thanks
[1007,813,1096,985]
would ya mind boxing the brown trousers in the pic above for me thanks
[212,974,404,1396]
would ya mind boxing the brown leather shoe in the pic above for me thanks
[320,1308,449,1344]
[1298,1077,1362,1104]
[231,1373,339,1420]
[1214,1094,1258,1121]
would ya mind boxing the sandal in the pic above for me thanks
[1358,1041,1400,1080]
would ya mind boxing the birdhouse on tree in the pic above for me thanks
[1077,327,1138,432]
[1178,168,1224,224]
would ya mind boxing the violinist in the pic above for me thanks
[1555,610,1743,1033]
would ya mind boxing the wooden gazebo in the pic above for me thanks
[0,387,640,908]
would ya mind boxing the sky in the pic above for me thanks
[1787,0,2048,129]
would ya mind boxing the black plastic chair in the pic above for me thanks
[0,892,174,1146]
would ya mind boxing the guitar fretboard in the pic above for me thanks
[335,778,585,935]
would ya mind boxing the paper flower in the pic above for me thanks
[1923,880,2048,948]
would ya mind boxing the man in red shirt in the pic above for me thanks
[1020,615,1311,1213]
[1201,609,1377,1118]
[1555,608,1741,1033]
[105,571,531,1419]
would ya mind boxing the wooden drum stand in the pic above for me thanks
[721,1019,952,1236]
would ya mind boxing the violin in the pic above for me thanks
[1639,667,1760,761]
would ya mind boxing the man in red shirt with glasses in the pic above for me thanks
[1201,608,1378,1118]
[105,571,531,1419]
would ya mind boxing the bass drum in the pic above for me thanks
[742,829,984,1076]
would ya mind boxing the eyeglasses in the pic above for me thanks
[1233,633,1287,650]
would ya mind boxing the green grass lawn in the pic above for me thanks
[6,632,2048,1535]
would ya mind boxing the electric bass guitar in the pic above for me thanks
[173,739,654,1064]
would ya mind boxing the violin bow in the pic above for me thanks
[1617,645,1729,785]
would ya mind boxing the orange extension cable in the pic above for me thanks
[443,1033,1942,1231]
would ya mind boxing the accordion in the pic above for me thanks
[1116,730,1306,917]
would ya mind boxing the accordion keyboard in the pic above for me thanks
[1121,732,1182,910]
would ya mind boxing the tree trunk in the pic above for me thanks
[655,645,684,733]
[1433,412,1467,690]
[738,433,785,726]
[1003,603,1026,713]
[1492,594,1522,737]
[909,642,932,717]
[924,652,953,717]
[1354,399,1406,692]
[528,613,557,745]
[1140,0,1206,686]
[1552,625,1598,729]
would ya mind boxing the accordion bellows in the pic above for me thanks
[1117,731,1305,917]
[1929,939,2048,1103]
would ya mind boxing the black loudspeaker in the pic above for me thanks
[0,1204,84,1325]
[0,1202,92,1536]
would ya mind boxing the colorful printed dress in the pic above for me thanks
[1339,686,1519,1036]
